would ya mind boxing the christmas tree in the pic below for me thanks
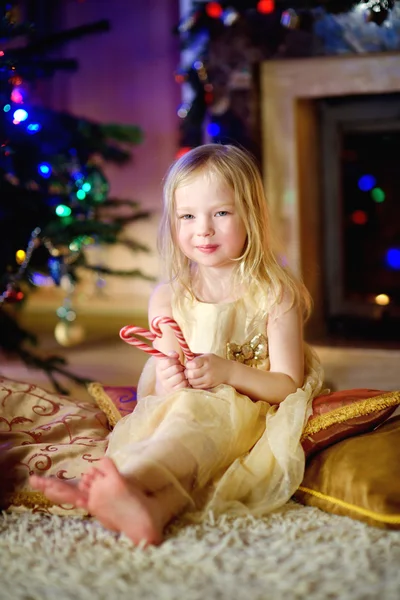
[0,2,151,392]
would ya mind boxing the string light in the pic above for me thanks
[11,88,23,103]
[175,147,192,159]
[358,174,376,192]
[207,122,220,137]
[15,249,26,264]
[206,2,223,19]
[222,8,239,26]
[0,228,41,305]
[27,123,41,134]
[55,204,72,217]
[375,293,390,306]
[386,248,400,270]
[371,187,385,203]
[351,210,368,225]
[13,108,28,122]
[257,0,275,14]
[38,162,52,178]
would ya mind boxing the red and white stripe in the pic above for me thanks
[119,316,195,361]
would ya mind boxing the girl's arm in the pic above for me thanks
[227,300,304,404]
[148,284,187,394]
[185,296,305,404]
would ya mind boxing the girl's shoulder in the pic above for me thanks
[148,282,174,319]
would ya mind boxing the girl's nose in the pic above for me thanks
[196,217,214,237]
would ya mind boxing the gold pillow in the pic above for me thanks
[0,376,110,515]
[294,416,400,529]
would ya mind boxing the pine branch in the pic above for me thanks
[8,19,111,58]
[83,263,155,280]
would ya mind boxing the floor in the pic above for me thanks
[1,333,400,400]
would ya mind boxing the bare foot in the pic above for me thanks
[86,457,164,546]
[29,474,88,507]
[79,467,104,495]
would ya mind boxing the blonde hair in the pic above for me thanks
[159,144,311,320]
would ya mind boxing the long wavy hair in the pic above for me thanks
[158,144,311,320]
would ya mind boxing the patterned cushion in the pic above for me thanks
[301,388,400,456]
[87,382,137,427]
[0,377,110,514]
[88,383,400,457]
[294,416,400,529]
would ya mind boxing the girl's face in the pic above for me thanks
[174,169,247,270]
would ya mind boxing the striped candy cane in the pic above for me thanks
[119,316,196,361]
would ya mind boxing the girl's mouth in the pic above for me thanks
[196,245,219,254]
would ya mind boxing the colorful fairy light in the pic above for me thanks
[0,227,41,306]
[55,204,72,217]
[386,248,400,270]
[257,0,275,14]
[38,162,52,178]
[27,123,41,133]
[375,294,390,306]
[15,249,26,264]
[207,122,220,137]
[371,187,385,203]
[351,210,368,225]
[177,103,190,119]
[206,2,223,19]
[11,88,23,103]
[222,8,239,26]
[13,108,28,122]
[358,174,376,192]
[175,147,192,159]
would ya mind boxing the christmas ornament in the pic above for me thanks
[363,0,395,26]
[54,321,85,347]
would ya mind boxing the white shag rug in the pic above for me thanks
[0,502,399,600]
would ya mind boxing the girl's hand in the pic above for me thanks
[155,351,188,394]
[185,354,232,390]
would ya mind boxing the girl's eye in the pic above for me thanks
[215,211,229,217]
[179,214,194,220]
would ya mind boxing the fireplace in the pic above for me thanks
[260,53,400,344]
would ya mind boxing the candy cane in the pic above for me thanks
[119,316,195,361]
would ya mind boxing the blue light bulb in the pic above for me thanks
[386,248,400,270]
[38,163,52,178]
[13,108,28,122]
[358,174,376,192]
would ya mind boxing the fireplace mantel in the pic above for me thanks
[260,52,400,335]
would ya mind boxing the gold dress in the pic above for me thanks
[106,288,325,518]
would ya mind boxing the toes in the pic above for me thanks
[29,474,48,491]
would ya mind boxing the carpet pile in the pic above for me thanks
[0,501,399,600]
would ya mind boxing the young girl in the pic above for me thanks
[30,144,324,545]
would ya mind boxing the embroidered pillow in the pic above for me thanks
[88,383,399,458]
[0,376,110,515]
[302,389,400,456]
[87,382,137,427]
[294,416,400,529]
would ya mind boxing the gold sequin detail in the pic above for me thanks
[226,333,268,367]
